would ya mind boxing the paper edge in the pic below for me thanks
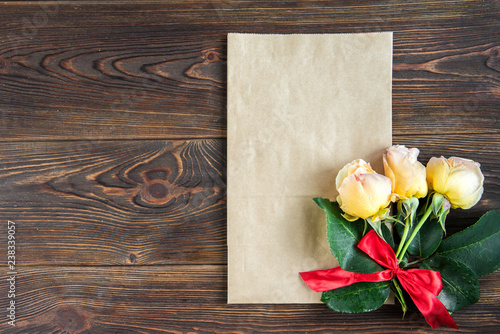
[226,32,394,304]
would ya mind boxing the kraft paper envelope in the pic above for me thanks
[227,32,393,303]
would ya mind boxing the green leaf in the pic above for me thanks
[314,198,381,273]
[321,281,390,313]
[380,223,395,250]
[395,217,443,258]
[435,210,500,277]
[421,255,480,312]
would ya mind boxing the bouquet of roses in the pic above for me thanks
[300,145,499,329]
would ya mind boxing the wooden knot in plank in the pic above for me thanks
[55,305,89,332]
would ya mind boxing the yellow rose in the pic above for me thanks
[426,156,484,209]
[336,159,392,221]
[335,159,375,190]
[383,145,428,201]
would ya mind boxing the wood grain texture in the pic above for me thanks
[0,1,499,333]
[0,0,498,140]
[0,266,498,333]
[0,139,226,265]
[0,135,497,266]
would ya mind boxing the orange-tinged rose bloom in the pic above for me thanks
[336,159,392,221]
[383,145,428,201]
[426,156,484,209]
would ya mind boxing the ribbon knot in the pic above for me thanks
[299,230,457,329]
[392,267,403,277]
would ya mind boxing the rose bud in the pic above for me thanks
[426,156,484,209]
[383,145,428,202]
[336,159,392,221]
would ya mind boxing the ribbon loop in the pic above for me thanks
[300,230,457,329]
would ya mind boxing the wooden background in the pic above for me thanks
[0,1,498,332]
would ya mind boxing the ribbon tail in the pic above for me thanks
[300,267,391,292]
[398,276,458,329]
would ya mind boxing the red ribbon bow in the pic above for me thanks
[300,230,457,329]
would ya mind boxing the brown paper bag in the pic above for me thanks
[227,32,393,303]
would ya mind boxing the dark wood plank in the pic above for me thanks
[0,139,226,265]
[0,134,498,266]
[0,266,498,333]
[0,1,498,140]
[0,1,498,333]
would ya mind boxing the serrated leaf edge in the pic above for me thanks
[421,255,480,312]
[437,228,500,256]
